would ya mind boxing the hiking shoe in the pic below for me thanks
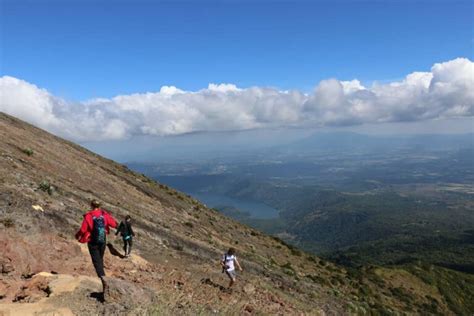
[101,277,108,302]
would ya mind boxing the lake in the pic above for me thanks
[190,192,279,219]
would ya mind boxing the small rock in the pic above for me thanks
[1,260,15,274]
[32,205,45,212]
[269,302,282,311]
[315,308,326,316]
[243,283,255,295]
[174,280,184,290]
[244,304,255,314]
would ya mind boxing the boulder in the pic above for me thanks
[103,276,157,307]
[13,275,50,303]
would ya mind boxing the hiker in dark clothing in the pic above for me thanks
[115,215,135,257]
[76,200,117,298]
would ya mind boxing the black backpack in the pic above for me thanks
[91,211,106,244]
[222,253,230,273]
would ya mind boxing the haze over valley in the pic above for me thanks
[125,132,474,271]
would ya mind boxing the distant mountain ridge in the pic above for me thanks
[286,131,474,152]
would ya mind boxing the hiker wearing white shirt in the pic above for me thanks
[221,247,243,289]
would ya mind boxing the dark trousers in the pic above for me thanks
[88,242,106,277]
[123,237,133,255]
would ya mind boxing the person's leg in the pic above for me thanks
[122,238,128,256]
[127,238,133,256]
[97,243,108,298]
[226,271,236,288]
[99,242,106,261]
[88,243,106,278]
[88,243,107,301]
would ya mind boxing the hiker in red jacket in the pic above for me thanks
[76,200,117,298]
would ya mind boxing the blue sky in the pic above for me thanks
[2,0,472,101]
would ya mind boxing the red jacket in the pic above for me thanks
[75,208,117,243]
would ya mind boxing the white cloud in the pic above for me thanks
[341,79,366,94]
[0,76,61,128]
[0,58,473,141]
[207,83,241,93]
[159,86,184,96]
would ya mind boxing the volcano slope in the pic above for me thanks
[0,112,460,315]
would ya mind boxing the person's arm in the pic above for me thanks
[130,224,135,237]
[234,258,243,271]
[106,212,118,229]
[75,215,89,241]
[221,255,226,268]
[115,222,122,236]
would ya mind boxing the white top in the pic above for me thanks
[222,254,236,271]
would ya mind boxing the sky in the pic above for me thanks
[1,0,472,100]
[0,0,473,156]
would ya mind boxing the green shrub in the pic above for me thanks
[330,277,340,286]
[306,274,329,285]
[22,148,34,156]
[280,264,297,276]
[281,262,295,272]
[359,284,371,296]
[389,287,412,304]
[173,244,184,251]
[369,273,385,287]
[419,302,438,314]
[333,275,347,286]
[291,248,302,257]
[38,180,53,195]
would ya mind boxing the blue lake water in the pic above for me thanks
[190,192,279,219]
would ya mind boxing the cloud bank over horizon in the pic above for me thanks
[1,58,473,141]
